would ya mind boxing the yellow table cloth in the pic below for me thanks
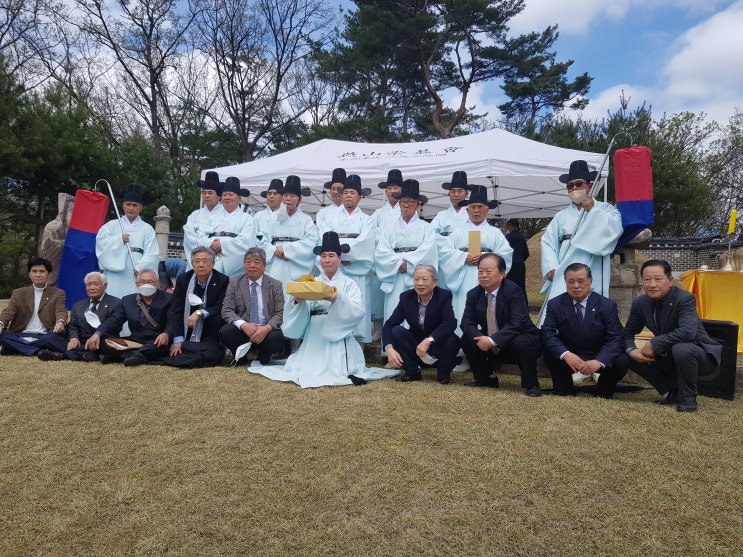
[680,269,743,353]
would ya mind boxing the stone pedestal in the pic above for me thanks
[154,206,172,261]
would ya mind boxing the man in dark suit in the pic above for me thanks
[219,247,285,365]
[540,262,628,398]
[460,253,542,396]
[624,259,721,412]
[37,271,122,361]
[91,268,173,366]
[504,218,529,301]
[0,257,67,357]
[383,264,460,384]
[160,246,229,368]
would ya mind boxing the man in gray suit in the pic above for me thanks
[219,247,285,365]
[624,259,722,412]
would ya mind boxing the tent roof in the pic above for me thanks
[205,128,605,220]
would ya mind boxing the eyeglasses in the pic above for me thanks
[566,181,588,190]
[137,279,159,285]
[399,199,418,206]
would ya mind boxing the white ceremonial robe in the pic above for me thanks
[315,203,344,231]
[248,272,398,388]
[429,205,469,289]
[259,207,319,289]
[541,200,623,301]
[96,216,159,299]
[439,220,514,330]
[208,207,257,278]
[369,202,401,320]
[375,215,438,323]
[319,206,375,342]
[182,203,223,271]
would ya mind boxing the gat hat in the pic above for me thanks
[197,171,223,194]
[123,183,144,204]
[378,169,404,189]
[222,176,248,197]
[442,171,469,190]
[343,174,372,197]
[260,178,284,198]
[459,185,498,209]
[559,160,598,184]
[283,175,310,197]
[393,179,428,205]
[313,231,351,256]
[324,168,347,190]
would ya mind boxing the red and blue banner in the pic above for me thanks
[57,190,110,308]
[613,146,654,255]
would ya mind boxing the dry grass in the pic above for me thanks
[1,356,742,557]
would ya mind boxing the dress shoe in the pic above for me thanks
[123,357,147,367]
[547,389,576,396]
[348,374,368,386]
[99,354,119,364]
[464,377,499,388]
[37,349,64,361]
[81,351,100,362]
[397,374,422,382]
[438,377,453,385]
[654,390,678,405]
[676,403,697,413]
[525,385,543,397]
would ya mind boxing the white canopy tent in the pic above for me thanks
[205,129,605,220]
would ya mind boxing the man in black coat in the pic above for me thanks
[160,246,229,368]
[540,262,628,398]
[460,253,542,396]
[624,259,721,412]
[38,271,122,361]
[91,268,173,366]
[382,264,460,384]
[504,218,529,300]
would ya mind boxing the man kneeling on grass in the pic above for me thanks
[88,269,173,366]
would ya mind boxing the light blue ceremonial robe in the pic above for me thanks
[315,203,344,231]
[369,202,401,320]
[541,200,623,301]
[183,203,223,271]
[248,272,398,388]
[259,207,319,289]
[208,207,257,278]
[319,206,375,342]
[253,206,279,243]
[96,216,159,299]
[439,220,514,330]
[375,215,438,323]
[430,205,469,289]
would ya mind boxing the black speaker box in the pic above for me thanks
[699,319,738,400]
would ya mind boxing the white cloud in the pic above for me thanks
[510,0,730,35]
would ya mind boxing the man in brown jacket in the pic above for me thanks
[0,257,67,357]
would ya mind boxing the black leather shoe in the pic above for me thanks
[547,389,576,396]
[677,399,698,412]
[655,390,678,405]
[99,354,119,364]
[123,357,147,367]
[464,377,499,388]
[525,386,543,397]
[81,351,100,362]
[397,374,422,382]
[37,349,64,361]
[438,377,453,385]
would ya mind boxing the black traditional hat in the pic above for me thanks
[378,168,404,189]
[284,175,310,197]
[442,171,469,190]
[313,231,351,256]
[459,185,498,209]
[393,179,428,205]
[324,168,347,190]
[197,171,223,195]
[343,174,372,197]
[260,178,284,198]
[559,160,598,184]
[223,176,248,196]
[123,183,144,204]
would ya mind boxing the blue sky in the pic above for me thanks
[480,0,743,126]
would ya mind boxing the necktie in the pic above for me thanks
[576,302,584,329]
[653,302,661,329]
[486,292,497,335]
[249,282,260,324]
[90,300,99,313]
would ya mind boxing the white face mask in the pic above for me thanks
[569,189,586,205]
[138,284,158,297]
[188,293,204,306]
[84,310,101,328]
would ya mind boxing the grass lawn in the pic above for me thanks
[1,356,742,556]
